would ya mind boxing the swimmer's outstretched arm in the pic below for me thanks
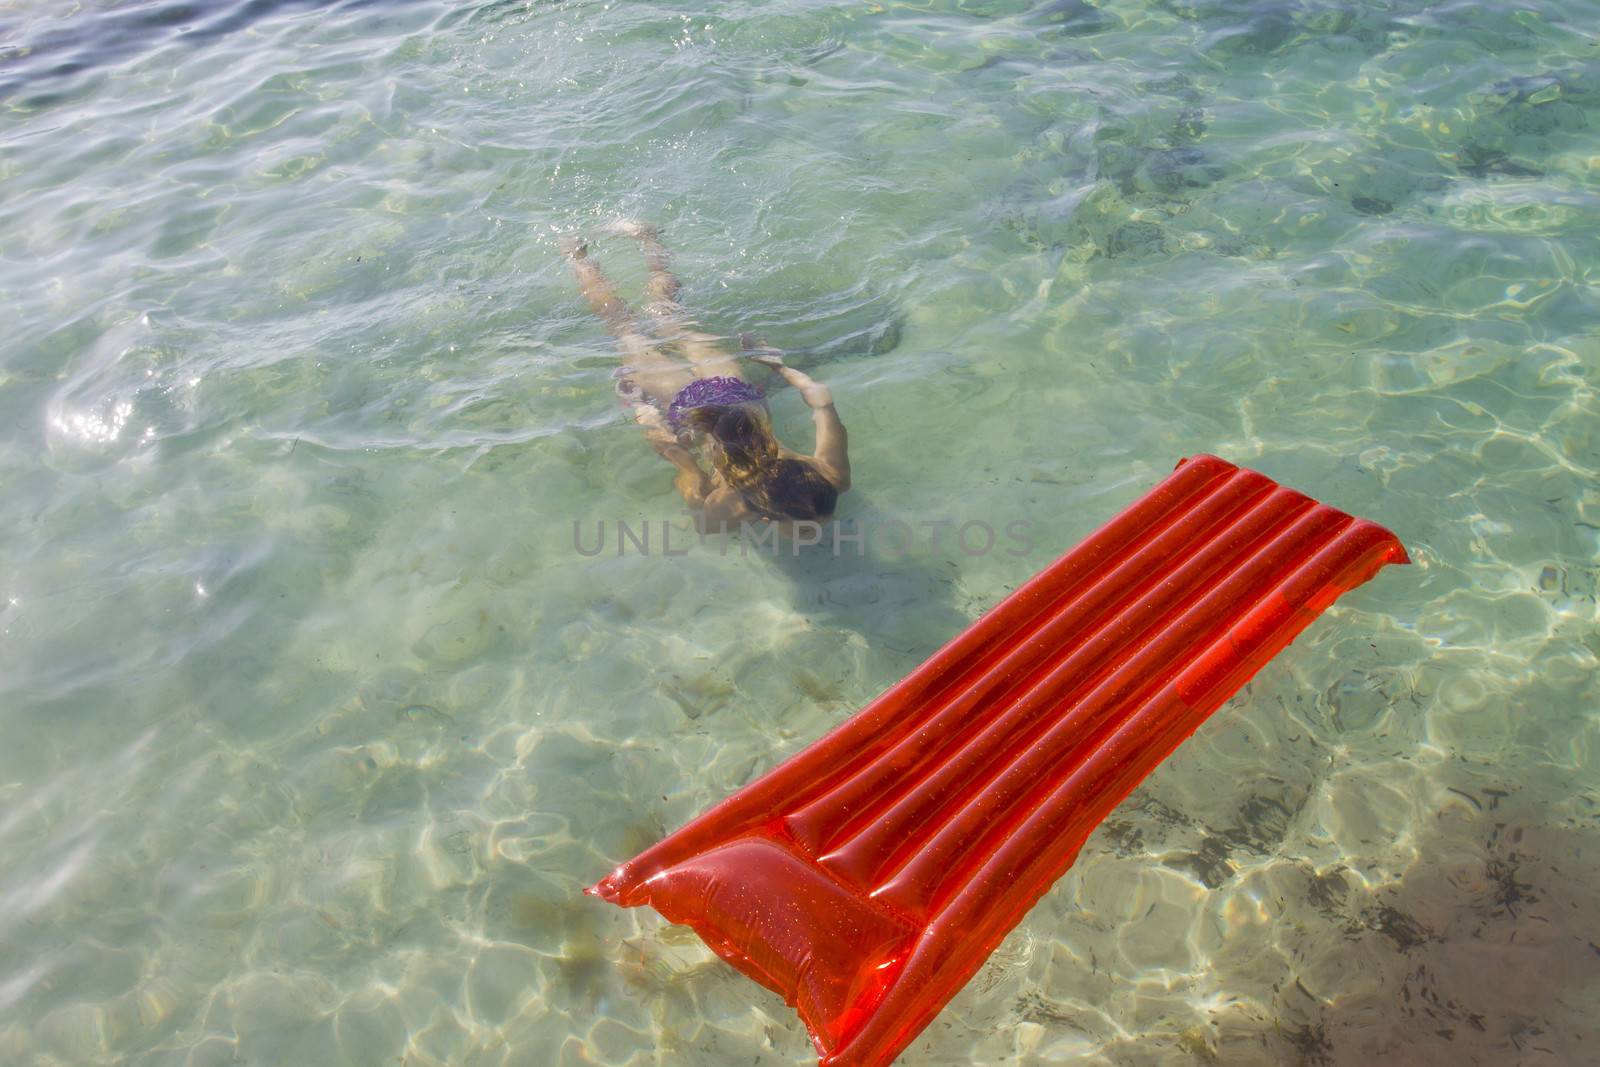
[635,404,711,507]
[747,352,850,491]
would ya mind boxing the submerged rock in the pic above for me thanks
[1105,220,1168,258]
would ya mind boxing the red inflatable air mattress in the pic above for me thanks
[591,454,1407,1066]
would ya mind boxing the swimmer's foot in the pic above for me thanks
[560,234,588,259]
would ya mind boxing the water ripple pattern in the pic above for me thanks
[1,0,1597,1064]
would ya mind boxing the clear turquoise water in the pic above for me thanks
[3,0,1598,1063]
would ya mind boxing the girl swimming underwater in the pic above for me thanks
[564,222,850,535]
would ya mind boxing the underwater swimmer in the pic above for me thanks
[564,221,850,536]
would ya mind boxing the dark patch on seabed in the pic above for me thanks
[0,0,410,101]
[1444,61,1600,180]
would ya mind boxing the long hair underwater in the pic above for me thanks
[685,405,838,521]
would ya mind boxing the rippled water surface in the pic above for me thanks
[3,0,1599,1063]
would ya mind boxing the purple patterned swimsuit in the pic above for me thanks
[667,375,766,429]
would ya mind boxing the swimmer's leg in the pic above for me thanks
[564,236,694,405]
[609,220,744,382]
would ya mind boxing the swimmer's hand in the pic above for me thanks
[738,334,831,406]
[740,332,785,369]
[675,468,708,508]
[636,404,708,502]
[634,403,677,445]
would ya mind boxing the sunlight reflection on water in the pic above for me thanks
[1,0,1598,1064]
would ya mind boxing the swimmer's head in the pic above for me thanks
[686,405,837,521]
[760,457,838,522]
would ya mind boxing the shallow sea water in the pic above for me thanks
[3,0,1599,1064]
